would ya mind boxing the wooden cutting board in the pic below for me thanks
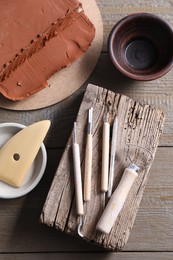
[0,0,103,111]
[40,83,165,251]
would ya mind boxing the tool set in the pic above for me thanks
[72,106,154,237]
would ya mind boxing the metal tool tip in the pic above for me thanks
[74,122,77,143]
[88,107,93,123]
[102,192,106,210]
[77,224,84,237]
[105,112,109,122]
[115,115,118,123]
[77,216,84,237]
[107,189,111,198]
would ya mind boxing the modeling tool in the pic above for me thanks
[84,107,93,204]
[107,116,118,198]
[72,122,84,237]
[101,110,110,208]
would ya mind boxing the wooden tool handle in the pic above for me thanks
[96,167,138,234]
[101,122,110,192]
[72,143,84,216]
[84,134,92,202]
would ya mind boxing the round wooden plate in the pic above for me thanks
[0,0,103,111]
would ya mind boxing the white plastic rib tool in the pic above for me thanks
[72,122,84,236]
[96,164,139,234]
[101,112,110,207]
[107,116,118,198]
[84,107,93,202]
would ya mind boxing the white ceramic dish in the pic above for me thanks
[0,122,47,199]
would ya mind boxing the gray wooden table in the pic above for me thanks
[0,1,173,259]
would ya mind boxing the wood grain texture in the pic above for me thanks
[126,146,173,251]
[41,84,165,251]
[1,253,173,260]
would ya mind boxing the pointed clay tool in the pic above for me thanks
[107,116,118,198]
[101,111,110,208]
[0,120,51,187]
[84,107,93,203]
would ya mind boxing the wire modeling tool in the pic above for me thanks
[107,115,118,198]
[72,122,84,237]
[101,110,110,208]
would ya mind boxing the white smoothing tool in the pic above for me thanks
[96,144,154,234]
[96,163,139,234]
[72,122,84,237]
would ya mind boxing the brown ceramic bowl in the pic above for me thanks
[108,13,173,81]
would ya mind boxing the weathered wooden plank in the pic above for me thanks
[41,84,165,251]
[0,148,173,252]
[1,252,173,260]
